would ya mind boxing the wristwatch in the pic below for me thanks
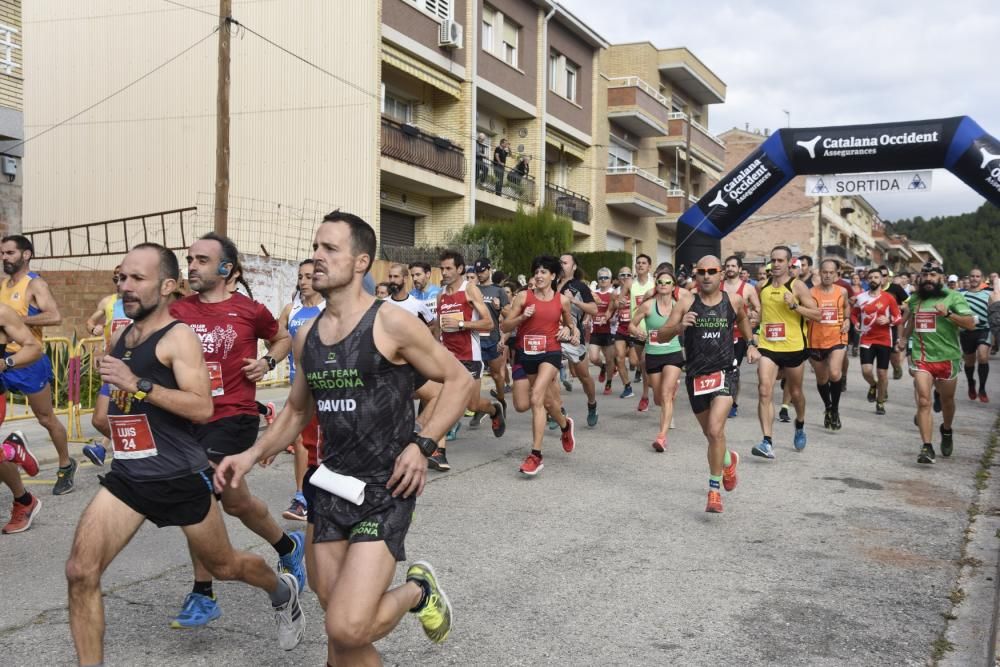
[411,433,438,457]
[263,355,277,371]
[134,378,154,401]
[458,320,465,331]
[3,356,15,371]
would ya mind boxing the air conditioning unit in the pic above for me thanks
[439,20,463,49]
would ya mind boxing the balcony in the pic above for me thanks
[606,77,669,138]
[657,113,726,171]
[823,245,865,267]
[665,188,699,215]
[605,166,669,217]
[380,117,465,181]
[657,48,727,105]
[545,183,590,224]
[476,160,536,206]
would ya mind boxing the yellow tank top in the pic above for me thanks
[0,274,43,351]
[758,278,807,352]
[630,276,653,333]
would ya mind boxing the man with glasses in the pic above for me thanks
[723,255,760,418]
[899,262,975,463]
[960,267,991,402]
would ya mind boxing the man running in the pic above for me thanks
[899,262,975,463]
[85,265,130,339]
[630,254,654,411]
[658,255,757,513]
[67,243,303,666]
[589,267,617,396]
[807,259,851,430]
[0,235,73,493]
[558,253,599,427]
[612,267,637,398]
[409,261,441,315]
[752,246,821,458]
[168,232,304,628]
[960,267,991,402]
[852,266,901,415]
[474,258,510,414]
[723,255,760,418]
[882,267,910,380]
[215,212,464,664]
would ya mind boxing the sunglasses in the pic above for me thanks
[694,268,722,276]
[598,275,611,280]
[619,273,632,278]
[656,278,674,286]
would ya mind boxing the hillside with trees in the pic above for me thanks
[890,203,1000,275]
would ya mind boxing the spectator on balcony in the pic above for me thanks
[509,154,530,190]
[493,138,510,195]
[476,133,489,184]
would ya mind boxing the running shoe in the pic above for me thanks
[491,401,506,438]
[620,385,634,399]
[598,369,606,383]
[2,495,41,534]
[980,391,990,404]
[933,390,941,413]
[2,431,38,476]
[427,448,451,472]
[273,572,304,651]
[407,560,452,644]
[705,490,723,513]
[265,402,276,426]
[519,452,544,476]
[464,409,475,417]
[586,403,598,427]
[823,409,832,430]
[723,451,739,491]
[52,458,78,496]
[940,425,954,458]
[917,443,936,464]
[634,368,642,383]
[968,386,978,401]
[893,366,903,380]
[751,440,775,459]
[562,379,573,392]
[82,440,106,467]
[467,411,486,430]
[170,592,221,629]
[875,401,886,416]
[866,385,877,402]
[830,410,842,431]
[547,413,557,430]
[728,404,739,419]
[446,422,460,441]
[652,435,666,453]
[793,428,807,451]
[637,396,649,412]
[282,498,307,522]
[277,531,307,594]
[603,382,612,396]
[840,377,847,392]
[503,384,512,394]
[561,417,576,453]
[778,406,790,423]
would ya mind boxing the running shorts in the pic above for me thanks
[99,468,213,528]
[909,358,960,382]
[590,333,614,348]
[960,329,991,355]
[480,340,501,363]
[196,414,259,464]
[561,341,587,364]
[685,368,738,415]
[461,360,484,380]
[758,348,809,369]
[809,344,846,362]
[519,351,562,376]
[2,354,53,395]
[645,351,685,374]
[860,344,891,370]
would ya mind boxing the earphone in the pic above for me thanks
[218,260,233,278]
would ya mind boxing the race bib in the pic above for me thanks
[648,329,659,344]
[636,295,645,305]
[915,311,936,334]
[111,318,131,334]
[820,307,838,324]
[523,334,546,355]
[108,414,158,460]
[764,322,786,341]
[207,361,225,397]
[441,308,465,323]
[693,371,724,396]
[594,315,607,326]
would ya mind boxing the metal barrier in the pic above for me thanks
[4,337,74,424]
[67,337,105,443]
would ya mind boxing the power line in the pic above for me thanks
[161,0,218,19]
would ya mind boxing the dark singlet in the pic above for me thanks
[108,321,209,481]
[683,292,737,378]
[301,301,415,483]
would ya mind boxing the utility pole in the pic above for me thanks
[214,0,232,236]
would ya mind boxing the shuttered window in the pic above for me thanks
[380,209,416,247]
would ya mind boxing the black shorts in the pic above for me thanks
[758,348,809,369]
[302,465,319,525]
[960,329,992,354]
[809,344,846,362]
[733,339,748,365]
[686,368,738,415]
[311,476,415,562]
[99,469,213,528]
[590,332,614,348]
[462,360,484,380]
[196,414,260,464]
[518,351,562,376]
[646,351,685,374]
[860,344,891,370]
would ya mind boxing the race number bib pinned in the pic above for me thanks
[820,307,838,324]
[764,322,786,341]
[594,314,608,326]
[523,335,546,355]
[915,311,936,334]
[206,361,225,397]
[108,414,158,459]
[693,371,724,396]
[648,329,659,344]
[111,318,132,335]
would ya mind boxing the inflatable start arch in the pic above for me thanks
[675,116,1000,268]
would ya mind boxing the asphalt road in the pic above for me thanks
[1,360,999,666]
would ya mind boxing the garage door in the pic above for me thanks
[380,208,416,247]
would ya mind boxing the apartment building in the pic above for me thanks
[872,218,943,274]
[0,0,20,237]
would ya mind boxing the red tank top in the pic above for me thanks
[592,290,613,334]
[614,290,631,334]
[438,281,480,361]
[519,289,562,354]
[730,280,749,340]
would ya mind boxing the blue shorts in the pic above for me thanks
[480,341,501,363]
[3,354,53,395]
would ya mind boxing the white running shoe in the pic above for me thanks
[273,572,304,650]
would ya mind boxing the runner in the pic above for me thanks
[630,254,654,411]
[501,255,576,476]
[807,259,851,430]
[777,258,806,422]
[474,258,510,415]
[409,261,441,315]
[899,262,975,463]
[589,267,617,396]
[0,235,74,494]
[852,267,901,415]
[882,267,910,380]
[276,259,325,521]
[168,232,304,628]
[612,267,637,398]
[960,267,991,402]
[215,212,462,662]
[630,266,683,452]
[67,243,303,666]
[558,253,599,426]
[723,255,760,418]
[657,255,757,512]
[752,246,821,458]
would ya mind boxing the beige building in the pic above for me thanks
[0,0,21,237]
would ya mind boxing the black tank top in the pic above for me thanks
[108,321,209,481]
[301,301,415,483]
[683,291,737,377]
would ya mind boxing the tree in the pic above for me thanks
[889,203,1000,275]
[451,207,573,277]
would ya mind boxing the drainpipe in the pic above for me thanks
[469,1,479,226]
[538,6,556,210]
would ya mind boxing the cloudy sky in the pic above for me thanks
[568,0,997,221]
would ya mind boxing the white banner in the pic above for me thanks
[804,170,933,196]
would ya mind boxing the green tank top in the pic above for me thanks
[644,297,681,355]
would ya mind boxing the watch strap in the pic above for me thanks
[411,433,438,457]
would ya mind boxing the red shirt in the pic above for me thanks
[438,281,480,362]
[851,290,901,347]
[519,290,562,354]
[592,290,614,334]
[170,293,279,421]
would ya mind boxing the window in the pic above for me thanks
[482,7,494,51]
[564,61,578,102]
[549,53,559,93]
[381,86,412,124]
[549,51,578,102]
[502,19,518,66]
[483,4,519,68]
[408,0,451,21]
[607,140,634,169]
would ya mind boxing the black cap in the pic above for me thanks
[474,258,492,272]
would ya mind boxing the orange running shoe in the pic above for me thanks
[723,451,739,492]
[705,490,723,513]
[652,435,666,453]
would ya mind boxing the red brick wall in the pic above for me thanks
[38,270,117,341]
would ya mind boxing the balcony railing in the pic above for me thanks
[607,76,669,106]
[663,112,726,167]
[607,164,666,186]
[823,245,865,267]
[476,159,536,205]
[380,117,465,181]
[545,183,590,224]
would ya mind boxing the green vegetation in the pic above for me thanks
[454,207,573,278]
[890,203,1000,275]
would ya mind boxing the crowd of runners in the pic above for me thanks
[0,218,997,665]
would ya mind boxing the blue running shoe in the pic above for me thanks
[751,440,775,459]
[278,531,307,593]
[793,428,807,451]
[446,422,460,442]
[170,592,221,629]
[728,404,738,419]
[619,385,634,399]
[586,403,598,427]
[82,441,106,466]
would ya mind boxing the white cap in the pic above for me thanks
[948,274,958,282]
